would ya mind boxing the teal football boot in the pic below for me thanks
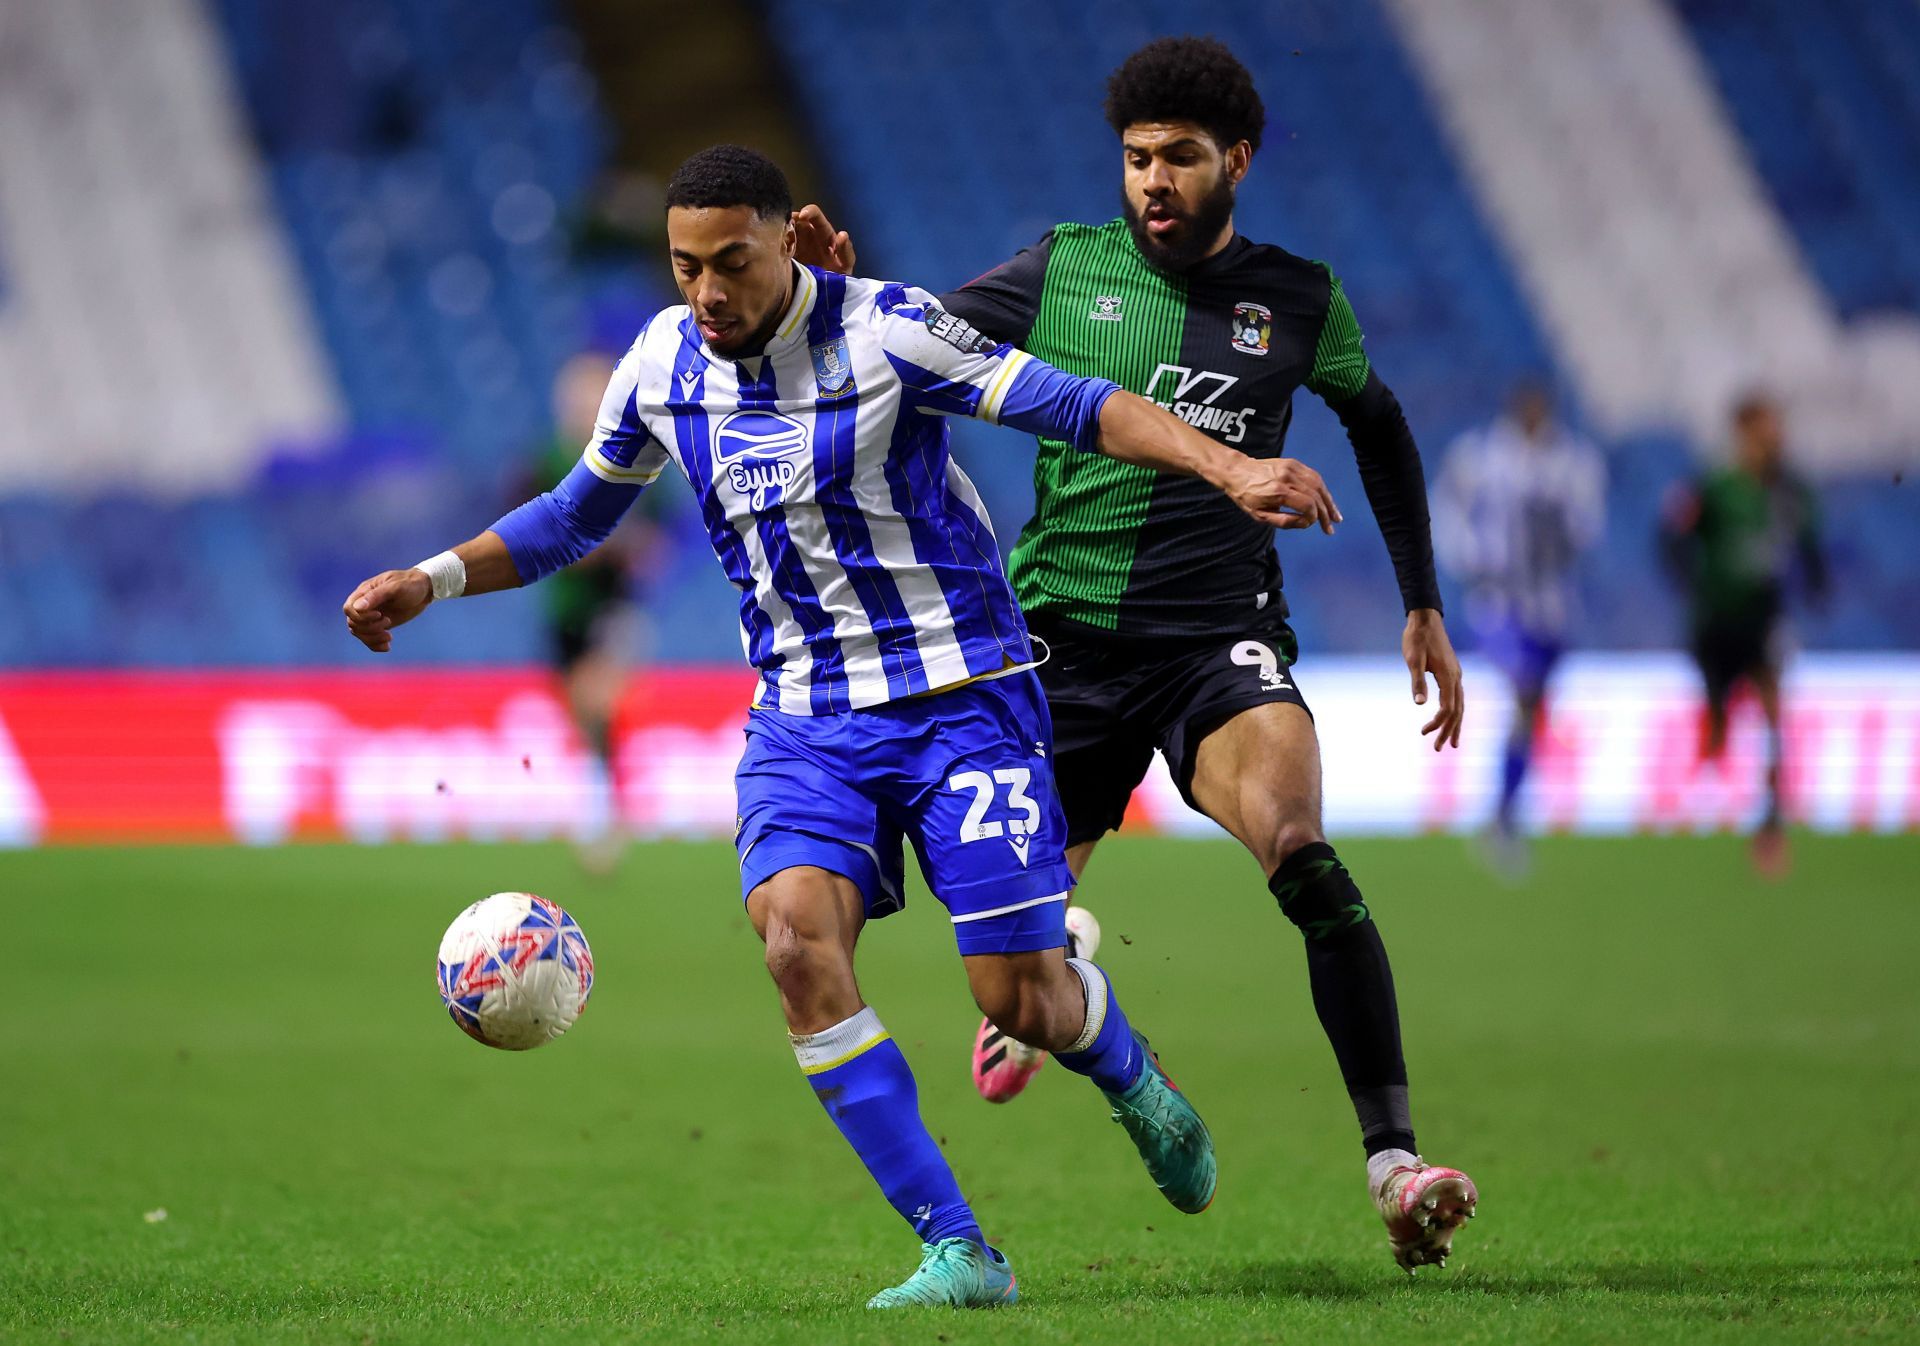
[866,1238,1017,1309]
[1103,1031,1218,1213]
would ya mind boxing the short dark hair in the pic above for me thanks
[664,145,792,221]
[1104,36,1265,154]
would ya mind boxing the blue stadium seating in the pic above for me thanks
[0,0,1911,667]
[1677,0,1920,320]
[767,0,1644,653]
[763,0,1914,656]
[214,0,606,471]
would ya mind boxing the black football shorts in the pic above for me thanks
[1692,612,1784,708]
[1029,612,1312,847]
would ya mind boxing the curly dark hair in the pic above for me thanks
[1103,36,1265,153]
[664,145,792,221]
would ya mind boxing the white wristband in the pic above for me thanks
[416,550,466,601]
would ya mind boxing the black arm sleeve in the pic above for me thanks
[937,232,1054,346]
[1331,370,1444,614]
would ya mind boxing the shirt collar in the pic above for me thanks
[704,262,817,365]
[769,262,817,350]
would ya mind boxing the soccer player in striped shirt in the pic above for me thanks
[1435,380,1607,873]
[796,37,1479,1272]
[343,146,1340,1308]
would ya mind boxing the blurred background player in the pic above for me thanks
[520,350,665,871]
[1664,390,1827,874]
[1435,379,1605,872]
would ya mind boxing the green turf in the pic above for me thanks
[3,835,1916,1343]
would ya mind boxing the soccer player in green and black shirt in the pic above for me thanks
[1664,390,1826,875]
[519,351,664,871]
[798,36,1476,1271]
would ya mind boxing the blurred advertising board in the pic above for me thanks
[0,655,1915,846]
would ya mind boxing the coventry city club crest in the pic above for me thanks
[810,336,854,397]
[1231,301,1272,356]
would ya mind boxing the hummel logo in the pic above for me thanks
[913,1203,933,1225]
[1089,294,1124,322]
[678,370,700,399]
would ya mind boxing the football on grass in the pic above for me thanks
[436,893,595,1050]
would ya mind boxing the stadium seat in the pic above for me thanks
[0,0,1910,664]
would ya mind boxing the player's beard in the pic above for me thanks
[1123,172,1236,272]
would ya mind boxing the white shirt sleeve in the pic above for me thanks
[871,285,1034,423]
[582,344,670,485]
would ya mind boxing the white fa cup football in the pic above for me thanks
[436,893,595,1050]
[1065,905,1102,960]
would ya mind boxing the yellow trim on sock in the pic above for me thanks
[800,1031,891,1076]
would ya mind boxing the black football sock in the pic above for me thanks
[1763,718,1785,829]
[1269,842,1415,1157]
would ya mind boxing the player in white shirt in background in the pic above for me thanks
[1435,380,1606,872]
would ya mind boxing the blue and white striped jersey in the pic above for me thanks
[500,264,1119,714]
[1433,417,1607,635]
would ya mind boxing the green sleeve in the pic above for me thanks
[1303,265,1372,403]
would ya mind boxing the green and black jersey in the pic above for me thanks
[1678,466,1824,636]
[941,218,1440,639]
[527,439,634,641]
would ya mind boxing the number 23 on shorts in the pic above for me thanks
[948,768,1042,842]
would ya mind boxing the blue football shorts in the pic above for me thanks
[1476,614,1565,697]
[733,670,1073,956]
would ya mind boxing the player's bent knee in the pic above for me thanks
[1264,818,1326,872]
[761,921,856,1006]
[1267,841,1374,942]
[747,870,859,984]
[967,953,1076,1049]
[969,974,1037,1042]
[760,923,807,979]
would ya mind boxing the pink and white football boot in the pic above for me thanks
[971,906,1101,1103]
[1371,1155,1479,1273]
[972,1019,1047,1103]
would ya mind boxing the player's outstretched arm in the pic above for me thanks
[882,296,1335,528]
[1095,390,1342,532]
[342,532,521,653]
[343,451,651,653]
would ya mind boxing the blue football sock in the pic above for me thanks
[1051,958,1144,1094]
[793,1007,984,1247]
[1498,735,1530,826]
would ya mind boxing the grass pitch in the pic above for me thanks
[3,834,1916,1343]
